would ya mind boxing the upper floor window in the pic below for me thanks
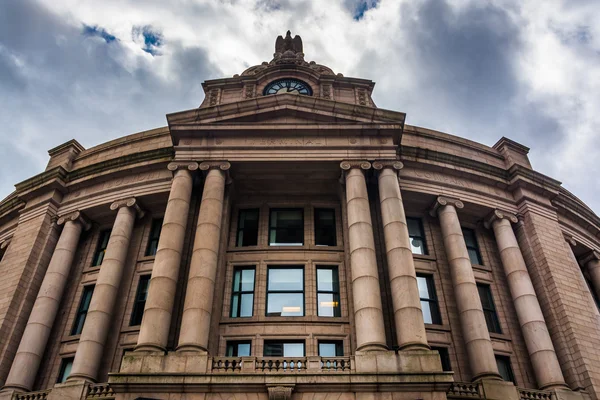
[462,228,483,265]
[237,209,259,247]
[71,285,94,335]
[317,266,340,317]
[477,283,502,334]
[130,275,150,326]
[432,347,452,372]
[269,209,303,246]
[407,217,427,255]
[231,267,255,318]
[495,355,516,384]
[92,230,111,267]
[266,267,304,316]
[145,218,163,256]
[314,208,336,246]
[318,341,343,357]
[57,357,74,383]
[226,340,251,357]
[264,340,305,357]
[417,274,442,325]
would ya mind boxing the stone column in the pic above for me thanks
[486,210,566,389]
[373,160,429,350]
[68,198,143,382]
[136,162,198,352]
[340,161,387,352]
[177,161,229,352]
[2,212,90,392]
[430,196,500,380]
[581,250,600,303]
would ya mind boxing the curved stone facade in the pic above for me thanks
[0,32,599,400]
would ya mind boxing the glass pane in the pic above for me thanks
[264,342,283,356]
[241,269,255,291]
[478,285,492,308]
[267,293,303,316]
[59,360,73,383]
[318,293,340,317]
[238,210,259,247]
[433,347,451,371]
[283,343,304,357]
[317,268,338,292]
[315,209,336,246]
[318,342,338,357]
[468,248,481,265]
[462,228,476,247]
[421,300,433,324]
[270,209,303,245]
[238,343,251,357]
[406,218,423,237]
[226,344,234,357]
[231,295,239,318]
[410,238,425,255]
[268,268,303,291]
[240,293,253,317]
[417,276,430,299]
[233,270,241,292]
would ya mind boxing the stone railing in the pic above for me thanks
[321,357,351,371]
[86,383,115,400]
[211,357,243,373]
[15,390,50,400]
[518,388,553,400]
[256,357,306,372]
[447,382,482,399]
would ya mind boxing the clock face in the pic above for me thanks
[263,79,313,96]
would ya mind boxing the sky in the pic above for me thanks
[0,0,599,214]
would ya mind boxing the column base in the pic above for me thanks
[0,389,19,400]
[175,344,208,353]
[397,342,431,351]
[355,342,388,353]
[1,385,27,394]
[134,343,166,353]
[65,373,95,383]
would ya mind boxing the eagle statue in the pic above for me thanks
[275,30,303,54]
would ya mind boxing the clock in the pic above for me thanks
[263,79,313,96]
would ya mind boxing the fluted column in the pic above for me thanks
[430,196,500,380]
[177,161,229,352]
[373,160,429,350]
[136,162,198,352]
[485,210,566,389]
[68,198,143,382]
[582,250,600,303]
[2,212,90,392]
[340,160,387,352]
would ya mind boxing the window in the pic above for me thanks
[462,228,483,265]
[477,283,502,334]
[318,341,343,357]
[230,267,255,318]
[0,247,5,262]
[71,285,94,335]
[432,347,452,371]
[56,357,74,383]
[130,275,150,326]
[407,217,427,255]
[269,209,303,246]
[317,266,340,317]
[266,267,304,316]
[496,355,516,384]
[417,274,442,325]
[226,341,252,357]
[145,218,163,256]
[92,229,111,267]
[263,340,305,357]
[236,209,259,247]
[314,208,336,246]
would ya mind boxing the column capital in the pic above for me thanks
[372,160,404,171]
[199,161,231,171]
[581,250,600,266]
[110,197,145,219]
[483,209,518,229]
[340,160,371,170]
[428,196,464,217]
[57,211,92,231]
[167,161,199,172]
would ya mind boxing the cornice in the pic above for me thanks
[48,139,85,157]
[0,193,26,220]
[507,164,562,197]
[14,166,69,200]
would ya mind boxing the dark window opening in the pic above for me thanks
[92,229,111,267]
[231,267,255,318]
[315,208,336,246]
[496,355,516,384]
[71,285,94,335]
[266,267,304,316]
[226,340,252,357]
[318,341,343,357]
[269,209,303,246]
[130,275,151,326]
[407,217,428,255]
[145,218,163,256]
[417,274,442,325]
[317,266,340,317]
[236,209,259,247]
[462,228,483,265]
[432,347,452,371]
[478,283,502,334]
[57,357,74,383]
[263,340,305,357]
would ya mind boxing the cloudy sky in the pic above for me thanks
[1,0,599,213]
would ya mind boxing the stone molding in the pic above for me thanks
[199,161,231,171]
[167,161,199,172]
[429,196,464,217]
[483,209,519,229]
[57,211,92,231]
[109,197,145,219]
[563,233,577,248]
[0,237,11,250]
[372,160,404,170]
[267,385,294,400]
[581,250,600,266]
[340,160,371,170]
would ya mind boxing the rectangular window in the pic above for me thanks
[266,267,304,316]
[263,340,305,357]
[407,217,428,255]
[71,285,94,335]
[269,209,304,246]
[230,267,255,318]
[145,218,163,256]
[314,208,336,246]
[130,275,151,326]
[417,274,442,325]
[56,357,74,383]
[226,340,252,357]
[317,266,341,317]
[92,229,111,267]
[477,283,502,334]
[236,209,259,247]
[432,347,452,371]
[318,341,343,357]
[496,355,516,384]
[462,228,483,265]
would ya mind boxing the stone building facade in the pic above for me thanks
[1,31,600,400]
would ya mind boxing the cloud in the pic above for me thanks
[82,24,116,43]
[132,25,162,55]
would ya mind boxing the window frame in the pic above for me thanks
[236,208,260,247]
[129,274,151,326]
[314,208,337,246]
[318,340,344,357]
[145,218,163,257]
[91,229,111,267]
[56,356,74,383]
[266,266,305,317]
[495,354,516,384]
[226,340,252,357]
[406,217,428,255]
[230,266,256,318]
[462,227,483,265]
[477,283,502,334]
[268,208,304,246]
[71,285,94,335]
[416,274,442,325]
[316,266,341,317]
[263,340,306,357]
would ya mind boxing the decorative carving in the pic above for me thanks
[243,84,256,99]
[321,84,332,100]
[110,197,145,218]
[267,386,294,400]
[208,89,221,106]
[483,209,519,229]
[349,138,358,144]
[356,88,368,106]
[429,196,464,217]
[167,161,199,171]
[199,161,231,171]
[340,160,371,170]
[57,210,92,231]
[372,160,404,170]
